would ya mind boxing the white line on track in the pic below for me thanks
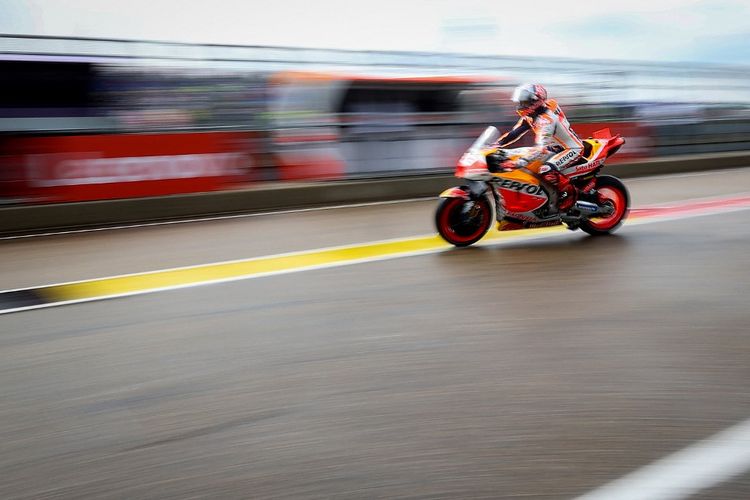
[576,417,750,500]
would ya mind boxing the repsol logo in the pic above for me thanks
[553,150,578,167]
[497,179,544,196]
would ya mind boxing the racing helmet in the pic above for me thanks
[511,83,547,116]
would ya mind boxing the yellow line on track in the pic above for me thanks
[40,225,566,303]
[4,195,748,313]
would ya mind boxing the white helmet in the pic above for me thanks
[511,83,548,116]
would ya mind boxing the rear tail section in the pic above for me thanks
[605,135,625,158]
[592,128,625,158]
[593,128,612,139]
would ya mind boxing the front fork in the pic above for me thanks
[466,181,501,222]
[440,180,499,221]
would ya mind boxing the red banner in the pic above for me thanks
[0,132,257,203]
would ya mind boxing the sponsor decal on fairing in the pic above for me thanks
[553,149,578,168]
[496,178,547,197]
[566,158,605,175]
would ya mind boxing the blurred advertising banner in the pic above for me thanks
[0,132,257,203]
[575,122,654,162]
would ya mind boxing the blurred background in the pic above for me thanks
[2,3,750,499]
[0,0,749,204]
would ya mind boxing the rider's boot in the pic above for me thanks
[541,166,575,212]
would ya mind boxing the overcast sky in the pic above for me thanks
[1,0,749,65]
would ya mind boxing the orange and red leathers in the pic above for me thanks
[497,99,583,209]
[497,100,583,164]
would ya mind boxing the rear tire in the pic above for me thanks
[580,175,630,235]
[435,196,492,247]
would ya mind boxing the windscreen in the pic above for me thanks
[468,126,500,151]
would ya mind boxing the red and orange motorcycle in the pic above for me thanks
[435,126,629,247]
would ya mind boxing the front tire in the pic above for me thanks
[435,196,492,247]
[580,175,630,235]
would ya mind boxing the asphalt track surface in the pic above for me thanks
[1,168,749,499]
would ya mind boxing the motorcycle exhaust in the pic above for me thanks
[573,201,600,213]
[572,200,614,217]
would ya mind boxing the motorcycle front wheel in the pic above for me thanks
[435,196,492,247]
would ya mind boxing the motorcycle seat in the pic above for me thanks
[582,140,594,159]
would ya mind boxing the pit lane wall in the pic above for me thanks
[0,125,644,205]
[3,116,749,207]
[1,150,749,236]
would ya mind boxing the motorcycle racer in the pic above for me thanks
[495,83,584,211]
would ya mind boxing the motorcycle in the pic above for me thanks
[435,126,629,247]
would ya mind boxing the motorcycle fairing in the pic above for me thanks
[562,132,626,178]
[439,186,471,199]
[492,169,548,214]
[561,139,606,178]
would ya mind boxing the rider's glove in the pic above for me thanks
[486,150,507,173]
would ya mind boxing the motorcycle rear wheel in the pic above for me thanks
[580,175,630,235]
[435,196,492,247]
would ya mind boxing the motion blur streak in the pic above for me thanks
[630,193,750,218]
[1,193,749,315]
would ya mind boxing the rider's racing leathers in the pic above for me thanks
[496,99,584,210]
